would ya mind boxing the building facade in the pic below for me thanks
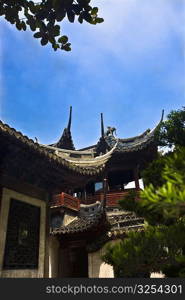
[0,108,163,277]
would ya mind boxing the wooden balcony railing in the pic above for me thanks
[85,188,140,207]
[51,192,80,211]
[51,188,140,211]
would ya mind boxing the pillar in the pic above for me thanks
[133,165,140,190]
[103,178,108,209]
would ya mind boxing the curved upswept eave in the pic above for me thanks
[0,120,104,176]
[42,141,118,168]
[63,141,118,166]
[113,109,164,152]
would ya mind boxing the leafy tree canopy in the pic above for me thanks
[102,219,185,278]
[121,148,185,226]
[141,106,185,188]
[0,0,104,51]
[103,107,185,277]
[102,226,167,277]
[104,151,185,277]
[157,106,185,148]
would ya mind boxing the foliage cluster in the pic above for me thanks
[0,0,103,51]
[157,107,185,148]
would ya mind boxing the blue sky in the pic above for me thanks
[0,0,185,149]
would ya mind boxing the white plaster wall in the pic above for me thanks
[99,261,114,278]
[0,188,46,278]
[49,236,59,278]
[88,241,117,278]
[150,272,165,278]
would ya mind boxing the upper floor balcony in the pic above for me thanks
[50,188,140,211]
[50,192,80,211]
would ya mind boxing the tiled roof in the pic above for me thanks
[107,211,144,236]
[50,210,144,235]
[51,128,75,150]
[78,110,164,155]
[98,113,163,153]
[50,212,104,234]
[0,120,104,176]
[1,110,163,174]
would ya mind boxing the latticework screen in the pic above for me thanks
[3,199,40,269]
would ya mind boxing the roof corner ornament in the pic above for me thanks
[105,126,117,137]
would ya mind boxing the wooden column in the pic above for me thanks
[133,165,140,190]
[44,193,50,278]
[103,178,108,209]
[84,189,87,203]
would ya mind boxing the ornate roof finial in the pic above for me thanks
[50,106,75,150]
[161,109,164,123]
[101,113,104,138]
[67,106,72,131]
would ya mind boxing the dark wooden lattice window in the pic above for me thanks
[3,199,40,269]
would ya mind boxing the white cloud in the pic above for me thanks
[1,0,184,119]
[63,0,184,69]
[2,0,184,69]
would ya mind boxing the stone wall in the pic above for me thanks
[0,188,46,278]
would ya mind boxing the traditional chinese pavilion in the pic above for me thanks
[0,108,163,278]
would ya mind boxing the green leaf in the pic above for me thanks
[82,12,92,23]
[56,11,66,22]
[16,22,22,31]
[89,19,97,25]
[78,14,83,24]
[67,11,75,23]
[52,43,60,51]
[91,7,98,15]
[53,24,60,36]
[33,31,42,38]
[29,22,37,31]
[52,0,60,11]
[48,36,55,44]
[58,35,68,44]
[61,43,71,51]
[21,21,26,31]
[54,25,61,33]
[41,37,48,46]
[0,7,5,16]
[36,9,49,21]
[28,1,36,14]
[39,21,47,32]
[96,17,104,23]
